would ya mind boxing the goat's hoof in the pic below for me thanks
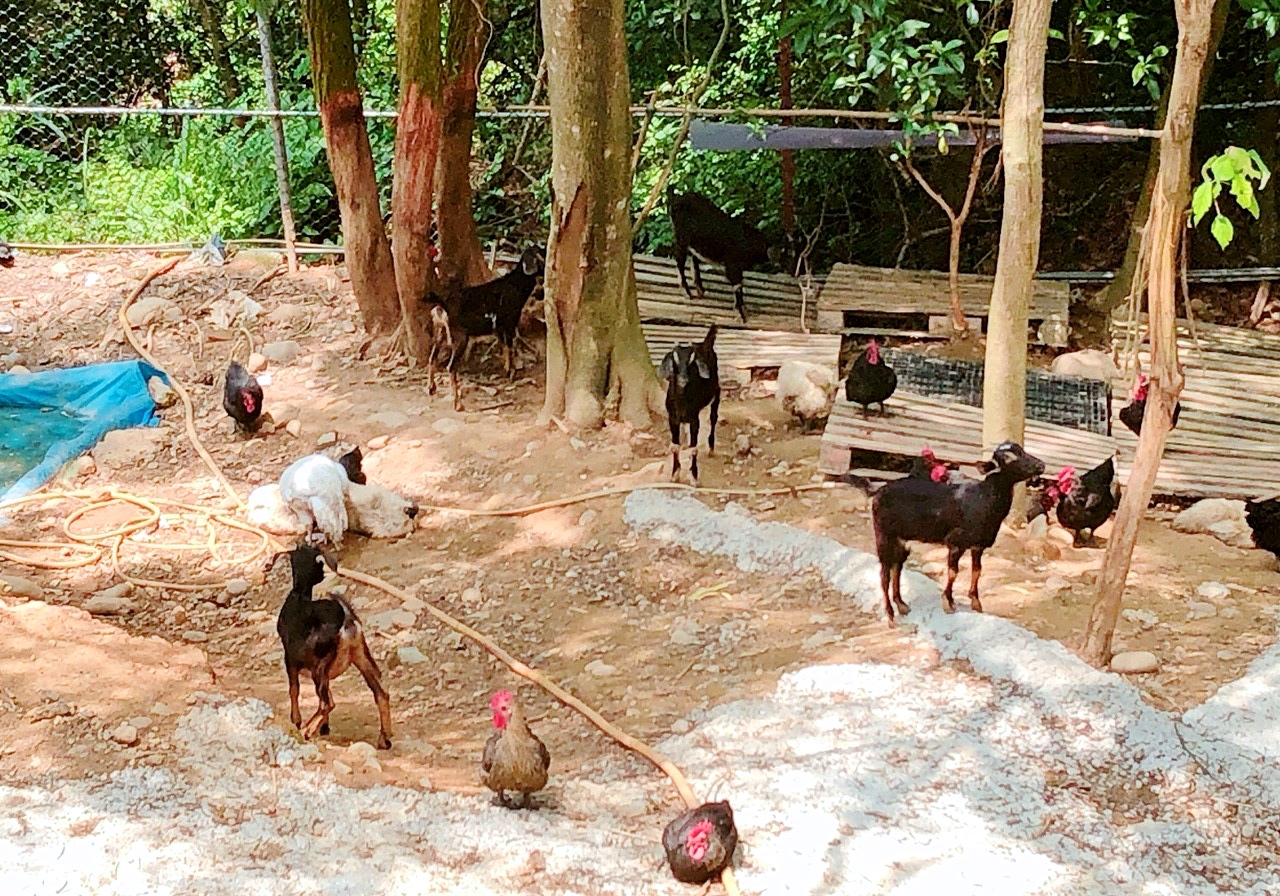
[969,599,984,613]
[883,615,897,628]
[942,601,956,614]
[895,601,910,616]
[376,734,392,750]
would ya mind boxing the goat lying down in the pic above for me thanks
[869,442,1045,624]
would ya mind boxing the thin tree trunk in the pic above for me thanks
[1079,0,1214,668]
[390,0,443,359]
[1091,0,1230,312]
[256,0,299,273]
[436,0,492,291]
[190,0,244,104]
[540,0,662,428]
[982,0,1052,468]
[301,0,400,331]
[1257,34,1280,269]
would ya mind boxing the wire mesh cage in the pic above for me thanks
[883,348,1112,435]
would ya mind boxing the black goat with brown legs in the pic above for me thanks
[660,325,720,486]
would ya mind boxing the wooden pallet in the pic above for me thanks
[814,264,1070,343]
[643,323,841,386]
[633,254,816,332]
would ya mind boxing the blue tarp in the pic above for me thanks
[0,360,167,505]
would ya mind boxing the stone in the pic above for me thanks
[584,659,617,677]
[285,420,303,438]
[0,575,43,600]
[1042,576,1071,599]
[8,364,30,374]
[266,303,309,328]
[669,618,703,647]
[397,645,429,665]
[802,629,841,651]
[225,578,251,597]
[316,431,338,447]
[246,352,268,374]
[150,702,173,717]
[125,296,181,328]
[129,716,153,730]
[70,455,96,478]
[26,702,74,721]
[1196,581,1231,602]
[570,437,587,451]
[183,630,209,643]
[110,723,140,746]
[262,340,302,365]
[147,377,177,408]
[366,608,417,632]
[433,417,462,435]
[1110,651,1159,674]
[93,428,165,470]
[1049,349,1120,383]
[331,760,353,775]
[367,435,390,451]
[1186,601,1217,620]
[1120,608,1159,630]
[734,434,753,457]
[577,509,598,528]
[85,589,133,616]
[346,741,378,767]
[368,411,409,429]
[461,587,483,605]
[671,718,693,735]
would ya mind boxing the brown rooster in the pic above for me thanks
[481,689,550,809]
[663,800,739,885]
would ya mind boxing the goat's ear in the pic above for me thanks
[318,544,339,571]
[702,324,718,350]
[695,356,712,379]
[660,353,675,381]
[264,550,286,573]
[977,460,997,474]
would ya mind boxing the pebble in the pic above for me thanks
[671,719,693,735]
[1196,581,1231,602]
[183,630,209,643]
[147,377,177,408]
[246,352,268,374]
[433,418,462,435]
[129,716,153,730]
[346,741,378,767]
[331,760,353,775]
[261,340,302,365]
[366,608,417,631]
[1110,651,1159,674]
[225,579,251,597]
[85,590,134,616]
[570,437,586,451]
[0,575,43,600]
[802,629,841,651]
[1186,601,1217,620]
[367,435,390,450]
[669,618,703,647]
[316,431,338,447]
[461,587,483,605]
[578,509,598,527]
[734,433,752,457]
[584,659,617,677]
[26,702,74,722]
[150,702,173,717]
[285,420,303,438]
[110,723,140,746]
[368,411,409,429]
[397,645,429,665]
[1120,608,1159,630]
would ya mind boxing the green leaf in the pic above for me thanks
[965,3,979,26]
[1191,181,1214,223]
[1047,28,1065,40]
[1210,155,1237,182]
[989,29,1009,43]
[1210,213,1235,249]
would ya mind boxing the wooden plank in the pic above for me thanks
[643,323,841,375]
[816,263,1069,319]
[632,254,817,333]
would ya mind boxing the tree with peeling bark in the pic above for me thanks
[1079,0,1217,669]
[539,0,663,428]
[981,0,1052,464]
[300,0,400,333]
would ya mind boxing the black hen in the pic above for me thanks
[1118,374,1181,436]
[1055,457,1120,546]
[337,447,367,485]
[844,339,897,416]
[1245,497,1280,560]
[0,240,14,268]
[223,361,264,433]
[663,800,738,885]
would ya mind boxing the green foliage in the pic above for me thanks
[1072,0,1170,100]
[1191,146,1271,250]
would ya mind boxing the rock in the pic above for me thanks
[802,629,841,651]
[734,434,752,458]
[225,578,251,597]
[147,377,177,408]
[1172,499,1253,548]
[921,561,946,577]
[262,340,302,365]
[266,303,309,328]
[1121,608,1159,630]
[246,352,268,374]
[85,588,133,616]
[285,420,303,438]
[368,411,409,429]
[183,630,209,643]
[1049,349,1119,383]
[367,435,390,451]
[433,417,462,435]
[1110,651,1159,674]
[331,760,353,775]
[397,645,429,665]
[315,431,338,447]
[1047,526,1076,546]
[110,723,140,746]
[1025,515,1049,540]
[584,659,617,677]
[93,428,164,470]
[50,260,71,278]
[1042,576,1072,600]
[1196,581,1231,602]
[366,608,417,631]
[1186,601,1217,620]
[129,716,153,730]
[346,741,378,767]
[461,587,483,605]
[125,296,181,328]
[671,718,693,735]
[669,618,703,647]
[70,455,96,478]
[26,701,74,721]
[0,575,43,600]
[570,437,587,451]
[8,364,30,375]
[577,509,598,528]
[150,702,173,717]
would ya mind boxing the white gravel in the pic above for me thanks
[6,490,1280,894]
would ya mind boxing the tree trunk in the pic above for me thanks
[301,0,400,332]
[436,0,492,291]
[1256,34,1280,268]
[390,0,443,359]
[256,0,299,273]
[1091,0,1230,312]
[190,0,244,104]
[982,0,1052,467]
[540,0,662,428]
[1079,0,1213,668]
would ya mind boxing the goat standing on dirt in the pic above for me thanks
[870,442,1045,624]
[275,544,392,749]
[425,247,543,411]
[667,187,769,323]
[661,325,720,486]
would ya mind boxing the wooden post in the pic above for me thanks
[255,0,299,273]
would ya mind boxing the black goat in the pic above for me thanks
[275,544,392,749]
[425,247,544,411]
[660,325,720,486]
[668,187,769,323]
[870,442,1045,624]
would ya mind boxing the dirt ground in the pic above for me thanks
[1,251,1277,804]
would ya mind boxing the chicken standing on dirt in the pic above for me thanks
[480,690,550,809]
[275,544,392,750]
[663,800,738,885]
[1053,458,1120,546]
[844,338,897,416]
[222,361,264,433]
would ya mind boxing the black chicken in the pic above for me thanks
[1054,457,1120,546]
[909,446,954,483]
[1118,373,1181,437]
[1245,497,1280,561]
[0,240,14,268]
[663,800,738,885]
[223,361,264,433]
[844,338,897,416]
